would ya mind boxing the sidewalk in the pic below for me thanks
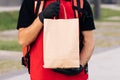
[4,72,30,80]
[89,47,120,80]
[2,47,120,80]
[0,6,20,12]
[101,4,120,11]
[0,30,18,40]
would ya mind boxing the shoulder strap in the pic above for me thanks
[22,0,45,57]
[22,45,30,57]
[72,0,84,18]
[34,0,45,17]
[34,0,41,17]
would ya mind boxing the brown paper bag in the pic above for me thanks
[43,18,80,68]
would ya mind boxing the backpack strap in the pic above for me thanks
[22,0,45,57]
[22,45,30,57]
[72,0,84,18]
[34,0,41,16]
[34,0,45,17]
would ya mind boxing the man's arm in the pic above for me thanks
[80,30,95,67]
[18,2,60,48]
[18,17,42,48]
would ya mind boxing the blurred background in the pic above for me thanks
[0,0,120,80]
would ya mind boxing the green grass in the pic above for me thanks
[101,8,120,18]
[95,8,120,21]
[0,60,23,74]
[0,40,21,51]
[0,11,19,31]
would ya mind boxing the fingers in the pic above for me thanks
[39,1,60,23]
[48,2,60,17]
[49,2,60,9]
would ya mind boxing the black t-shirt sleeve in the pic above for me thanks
[80,0,95,31]
[17,0,35,29]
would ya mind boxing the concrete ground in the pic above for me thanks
[4,72,30,80]
[0,30,18,40]
[89,47,120,80]
[101,4,120,11]
[4,73,30,80]
[0,6,20,12]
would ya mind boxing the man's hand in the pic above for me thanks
[39,2,60,23]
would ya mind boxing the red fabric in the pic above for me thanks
[30,0,88,80]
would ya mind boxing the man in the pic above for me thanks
[17,0,95,80]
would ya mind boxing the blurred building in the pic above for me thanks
[0,0,22,6]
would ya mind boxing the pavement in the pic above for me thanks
[0,6,20,12]
[4,73,30,80]
[101,4,120,11]
[0,50,21,60]
[89,47,120,80]
[0,4,120,13]
[0,47,119,80]
[0,30,18,40]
